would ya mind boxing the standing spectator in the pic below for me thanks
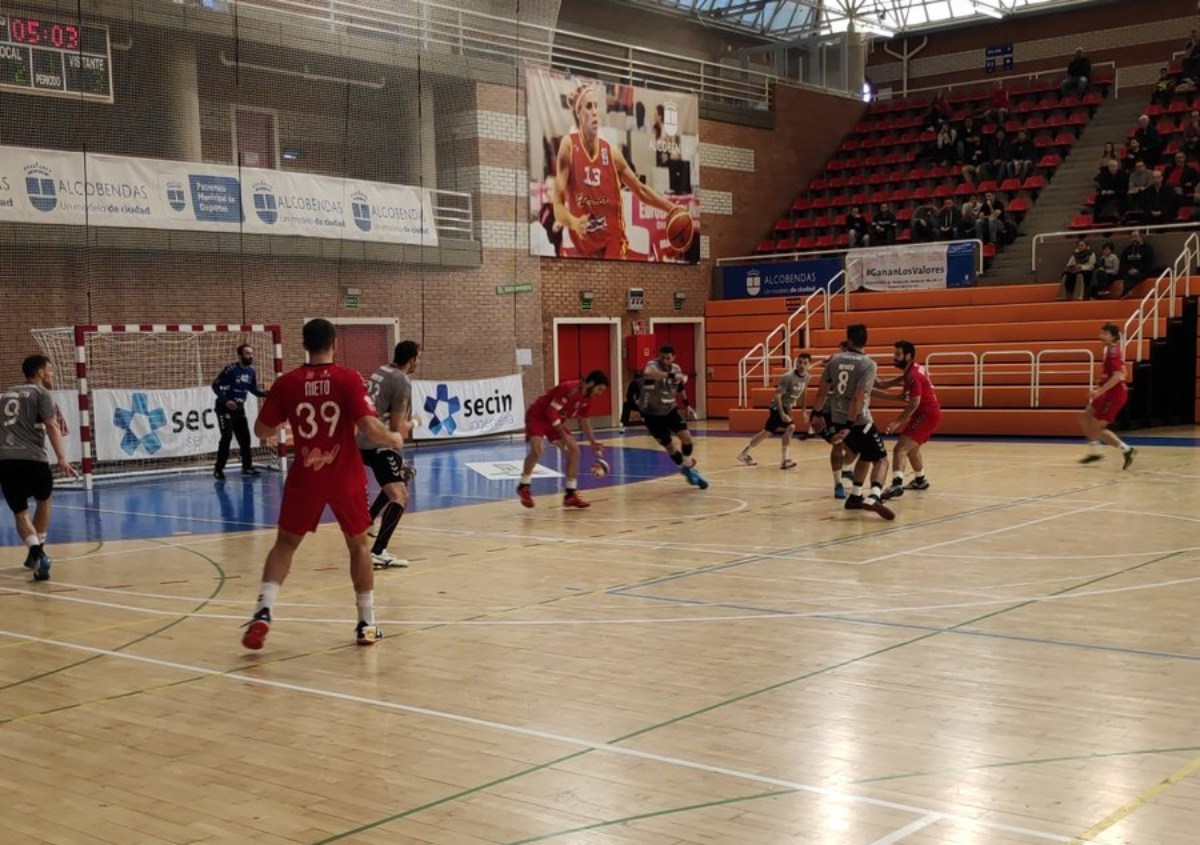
[959,194,983,238]
[976,191,1006,245]
[1094,159,1127,222]
[871,202,897,245]
[936,197,960,241]
[1059,238,1095,301]
[1132,115,1163,164]
[212,343,268,480]
[846,206,871,247]
[619,369,643,434]
[1182,110,1200,158]
[1141,169,1175,226]
[1061,48,1091,97]
[1164,151,1199,199]
[923,90,951,130]
[1124,160,1153,220]
[982,81,1010,126]
[959,118,985,182]
[912,199,937,242]
[1185,30,1200,79]
[1119,229,1155,299]
[1090,241,1120,299]
[1007,129,1035,181]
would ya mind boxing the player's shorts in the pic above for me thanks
[1089,386,1128,424]
[901,410,942,445]
[833,422,887,463]
[0,460,53,514]
[763,407,794,434]
[525,410,566,443]
[643,409,688,447]
[278,470,371,536]
[360,448,408,487]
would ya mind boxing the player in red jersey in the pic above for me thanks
[240,319,405,651]
[880,340,942,499]
[518,370,609,509]
[553,82,687,259]
[1079,322,1136,468]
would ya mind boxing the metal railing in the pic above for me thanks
[882,60,1119,102]
[979,350,1036,408]
[1034,349,1094,408]
[1123,231,1200,361]
[924,351,979,403]
[1031,222,1200,275]
[234,0,780,107]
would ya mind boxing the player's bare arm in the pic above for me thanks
[578,417,601,451]
[43,417,78,477]
[774,390,791,423]
[886,394,922,434]
[613,145,680,214]
[553,136,589,240]
[358,415,404,450]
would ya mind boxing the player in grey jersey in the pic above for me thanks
[737,353,811,469]
[359,341,421,569]
[640,345,708,489]
[0,355,78,580]
[813,324,894,520]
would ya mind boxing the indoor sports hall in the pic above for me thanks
[3,1,1200,843]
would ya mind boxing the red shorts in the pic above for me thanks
[1089,386,1127,424]
[525,411,565,443]
[278,470,370,536]
[901,411,942,445]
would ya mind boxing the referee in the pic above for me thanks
[211,343,268,479]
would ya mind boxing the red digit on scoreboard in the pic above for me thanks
[66,25,79,50]
[50,24,64,48]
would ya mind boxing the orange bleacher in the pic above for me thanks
[707,281,1151,437]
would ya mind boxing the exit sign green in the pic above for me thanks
[496,283,534,295]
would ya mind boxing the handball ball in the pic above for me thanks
[591,458,610,478]
[665,208,695,253]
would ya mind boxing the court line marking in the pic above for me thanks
[0,627,1070,843]
[867,814,943,845]
[1067,753,1200,843]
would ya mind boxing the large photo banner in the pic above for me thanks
[411,375,524,440]
[526,67,700,263]
[0,144,437,245]
[91,388,262,462]
[845,241,977,291]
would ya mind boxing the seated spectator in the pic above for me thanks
[981,81,1010,126]
[976,191,1006,245]
[846,206,870,247]
[1151,68,1178,108]
[959,118,985,182]
[1140,169,1175,226]
[1059,238,1095,301]
[1007,129,1035,181]
[1124,160,1153,220]
[1132,115,1163,164]
[1183,110,1200,157]
[1098,141,1118,170]
[1094,159,1127,222]
[912,200,937,242]
[984,129,1011,181]
[1090,241,1120,299]
[1119,229,1155,298]
[1061,48,1091,97]
[1122,138,1147,172]
[933,121,958,166]
[1164,151,1199,199]
[959,194,983,238]
[936,197,960,241]
[871,202,897,245]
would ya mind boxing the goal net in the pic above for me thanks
[32,324,285,488]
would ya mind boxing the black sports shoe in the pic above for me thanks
[356,621,382,646]
[844,494,864,510]
[861,496,896,521]
[905,477,930,491]
[882,483,904,500]
[213,469,226,480]
[243,466,260,476]
[32,551,51,581]
[1079,454,1103,464]
[1122,447,1136,470]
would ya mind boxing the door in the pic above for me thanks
[654,322,698,407]
[332,323,391,379]
[234,107,277,169]
[555,322,613,418]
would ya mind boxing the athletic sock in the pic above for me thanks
[892,472,903,486]
[39,535,48,546]
[869,483,883,501]
[255,582,280,617]
[913,473,926,482]
[782,445,790,460]
[832,471,842,486]
[369,490,389,521]
[851,483,863,497]
[372,503,405,555]
[1089,440,1102,454]
[1114,438,1130,451]
[519,474,532,485]
[355,590,375,625]
[23,534,38,549]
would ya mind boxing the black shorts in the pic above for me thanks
[643,409,688,446]
[764,408,796,434]
[360,449,407,487]
[813,411,836,444]
[0,460,54,514]
[833,423,887,463]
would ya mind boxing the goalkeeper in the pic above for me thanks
[639,345,708,490]
[211,343,268,479]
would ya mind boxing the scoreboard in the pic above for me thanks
[0,13,112,103]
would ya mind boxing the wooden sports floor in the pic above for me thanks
[3,428,1200,845]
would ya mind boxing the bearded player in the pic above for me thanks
[553,82,688,259]
[879,340,941,499]
[517,371,609,508]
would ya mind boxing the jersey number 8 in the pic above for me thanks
[835,370,851,395]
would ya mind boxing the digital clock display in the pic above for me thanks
[0,13,112,103]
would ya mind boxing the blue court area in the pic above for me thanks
[0,434,682,547]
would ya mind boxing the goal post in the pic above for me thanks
[32,324,287,489]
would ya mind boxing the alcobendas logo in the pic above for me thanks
[23,162,56,212]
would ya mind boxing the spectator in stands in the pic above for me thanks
[1185,30,1200,79]
[1140,169,1175,226]
[1007,129,1035,181]
[959,194,982,238]
[1151,68,1178,108]
[1122,138,1147,172]
[924,91,951,130]
[871,202,897,245]
[1124,159,1153,219]
[933,121,958,166]
[1059,238,1096,301]
[846,206,871,247]
[959,118,985,182]
[1132,115,1163,164]
[936,197,960,241]
[1119,229,1155,299]
[1183,110,1200,157]
[976,191,1006,245]
[984,129,1011,182]
[912,199,937,242]
[981,81,1011,126]
[1094,159,1127,223]
[1090,241,1120,299]
[1098,141,1118,170]
[1164,151,1199,200]
[1061,48,1091,97]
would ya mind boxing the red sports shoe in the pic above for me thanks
[563,492,591,508]
[241,614,271,650]
[517,485,535,508]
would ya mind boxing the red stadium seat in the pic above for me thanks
[792,197,812,212]
[871,190,890,204]
[776,237,795,250]
[773,219,792,232]
[794,236,816,250]
[815,235,835,249]
[1023,175,1047,191]
[756,239,774,253]
[889,189,909,203]
[982,243,997,260]
[955,182,977,197]
[897,228,913,242]
[910,186,933,200]
[1008,197,1030,214]
[834,233,850,247]
[895,206,914,221]
[999,178,1022,193]
[933,185,955,199]
[1067,214,1093,230]
[977,180,999,193]
[1037,154,1062,170]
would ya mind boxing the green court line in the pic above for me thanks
[500,788,797,845]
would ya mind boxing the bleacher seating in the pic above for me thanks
[756,71,1115,261]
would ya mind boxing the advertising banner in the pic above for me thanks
[0,144,437,245]
[91,387,261,462]
[526,67,700,263]
[411,375,524,440]
[846,241,977,291]
[721,258,844,299]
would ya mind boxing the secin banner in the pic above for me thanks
[526,67,700,263]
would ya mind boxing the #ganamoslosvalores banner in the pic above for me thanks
[526,67,700,263]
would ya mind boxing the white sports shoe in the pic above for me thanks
[737,452,757,466]
[371,550,410,569]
